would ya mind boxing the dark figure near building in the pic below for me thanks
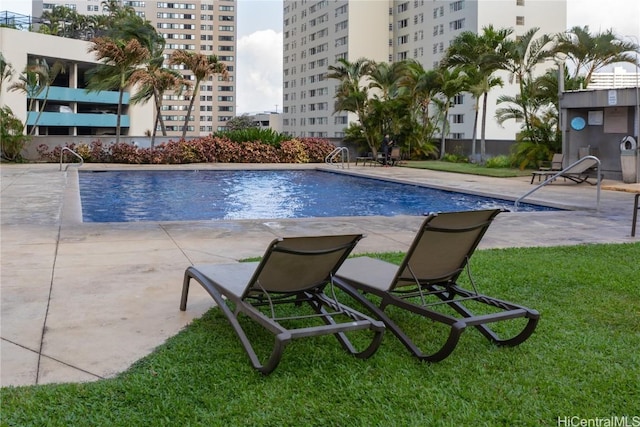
[381,134,393,166]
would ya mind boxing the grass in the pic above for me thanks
[2,243,639,426]
[403,160,532,178]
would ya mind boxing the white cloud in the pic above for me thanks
[236,29,283,115]
[567,0,640,40]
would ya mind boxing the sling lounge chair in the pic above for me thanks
[180,234,385,375]
[530,156,599,185]
[389,147,402,166]
[531,153,564,183]
[333,210,539,362]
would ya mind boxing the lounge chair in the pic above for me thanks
[333,209,539,362]
[355,152,375,166]
[389,147,401,166]
[539,153,564,173]
[530,156,599,185]
[376,146,401,166]
[180,234,385,375]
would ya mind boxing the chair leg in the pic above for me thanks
[335,280,464,362]
[180,270,192,311]
[307,293,384,359]
[434,288,540,347]
[181,267,291,375]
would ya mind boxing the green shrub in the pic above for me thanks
[35,136,335,164]
[441,153,468,163]
[0,106,29,162]
[214,128,287,146]
[484,155,512,168]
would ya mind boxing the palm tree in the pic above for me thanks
[8,65,45,135]
[30,59,66,136]
[398,60,440,158]
[327,58,376,153]
[130,66,185,145]
[444,25,510,161]
[433,66,468,159]
[8,59,64,136]
[169,51,228,139]
[368,61,405,101]
[116,15,181,146]
[501,27,556,136]
[38,5,78,38]
[87,37,150,144]
[556,26,640,87]
[0,52,14,93]
[367,61,408,140]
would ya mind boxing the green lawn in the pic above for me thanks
[2,243,639,426]
[402,160,532,177]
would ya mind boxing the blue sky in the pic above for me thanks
[1,0,638,114]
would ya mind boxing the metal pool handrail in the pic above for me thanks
[515,155,601,212]
[60,147,84,171]
[325,146,349,168]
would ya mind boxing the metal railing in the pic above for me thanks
[59,147,84,171]
[325,146,349,168]
[515,155,601,211]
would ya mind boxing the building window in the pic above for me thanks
[516,16,525,25]
[397,2,409,12]
[450,0,464,12]
[516,0,525,5]
[452,114,464,124]
[398,18,408,28]
[453,94,465,105]
[450,18,465,31]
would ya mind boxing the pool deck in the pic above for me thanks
[1,162,639,387]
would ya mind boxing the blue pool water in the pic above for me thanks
[79,170,556,222]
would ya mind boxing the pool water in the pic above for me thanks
[79,170,556,222]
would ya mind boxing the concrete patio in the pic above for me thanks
[1,162,638,387]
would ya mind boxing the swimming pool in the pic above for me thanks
[79,170,556,222]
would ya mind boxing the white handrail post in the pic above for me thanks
[60,147,84,171]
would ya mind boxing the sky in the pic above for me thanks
[1,0,638,114]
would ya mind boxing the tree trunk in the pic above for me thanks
[151,89,160,147]
[480,92,489,162]
[471,96,479,160]
[181,79,200,140]
[439,108,449,160]
[116,87,123,145]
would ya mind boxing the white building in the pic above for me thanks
[0,27,154,137]
[31,0,238,137]
[589,67,640,89]
[282,0,567,144]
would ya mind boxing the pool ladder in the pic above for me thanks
[325,146,349,169]
[59,147,84,171]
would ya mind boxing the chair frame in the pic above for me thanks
[334,210,539,362]
[180,234,385,375]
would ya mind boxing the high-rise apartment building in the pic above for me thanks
[282,0,567,143]
[32,0,237,137]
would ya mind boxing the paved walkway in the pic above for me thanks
[1,162,638,387]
